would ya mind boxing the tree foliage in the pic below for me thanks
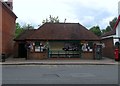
[42,15,59,24]
[109,17,117,29]
[22,24,34,29]
[15,23,34,38]
[101,17,117,34]
[15,23,24,38]
[89,26,101,36]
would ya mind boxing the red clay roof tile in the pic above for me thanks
[26,23,100,41]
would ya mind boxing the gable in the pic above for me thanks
[0,1,17,19]
[114,15,120,30]
[114,15,120,37]
[101,16,120,38]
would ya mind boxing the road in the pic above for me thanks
[2,65,119,84]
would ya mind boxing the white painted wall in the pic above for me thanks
[111,1,120,45]
[118,1,120,15]
[116,1,120,37]
[102,1,120,45]
[117,23,120,37]
[113,39,119,45]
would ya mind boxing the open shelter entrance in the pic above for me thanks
[18,42,27,58]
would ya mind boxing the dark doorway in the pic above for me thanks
[18,42,27,58]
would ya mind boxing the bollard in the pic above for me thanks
[2,54,5,62]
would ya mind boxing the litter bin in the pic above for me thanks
[95,45,102,60]
[2,53,6,62]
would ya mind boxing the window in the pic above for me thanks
[34,42,44,52]
[63,42,80,51]
[81,42,93,52]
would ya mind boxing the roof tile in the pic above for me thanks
[27,23,100,41]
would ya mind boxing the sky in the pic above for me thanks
[12,0,120,29]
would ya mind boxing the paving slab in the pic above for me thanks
[0,57,119,65]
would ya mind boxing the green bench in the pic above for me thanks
[49,50,81,58]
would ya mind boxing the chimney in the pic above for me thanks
[5,0,13,10]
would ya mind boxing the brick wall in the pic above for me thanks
[13,42,18,58]
[28,52,48,60]
[102,37,114,59]
[1,2,16,57]
[82,52,93,59]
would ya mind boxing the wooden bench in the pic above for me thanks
[49,50,81,58]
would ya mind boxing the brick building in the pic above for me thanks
[101,1,120,59]
[15,23,100,60]
[0,0,17,58]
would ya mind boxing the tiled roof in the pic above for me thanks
[101,15,120,38]
[14,29,36,41]
[101,30,116,37]
[26,23,100,41]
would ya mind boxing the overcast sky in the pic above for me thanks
[12,0,119,29]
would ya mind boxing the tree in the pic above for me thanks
[102,17,117,33]
[101,29,106,34]
[16,22,21,29]
[106,26,112,32]
[42,15,59,24]
[109,17,117,29]
[15,23,34,38]
[89,26,102,36]
[22,24,34,29]
[105,17,117,31]
[15,23,24,38]
[101,17,117,35]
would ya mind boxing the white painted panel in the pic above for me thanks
[118,1,120,15]
[116,26,118,37]
[118,1,120,37]
[118,23,120,37]
[114,39,119,45]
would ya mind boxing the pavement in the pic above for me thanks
[0,57,119,65]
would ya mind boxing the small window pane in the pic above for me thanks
[35,42,40,46]
[35,46,40,52]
